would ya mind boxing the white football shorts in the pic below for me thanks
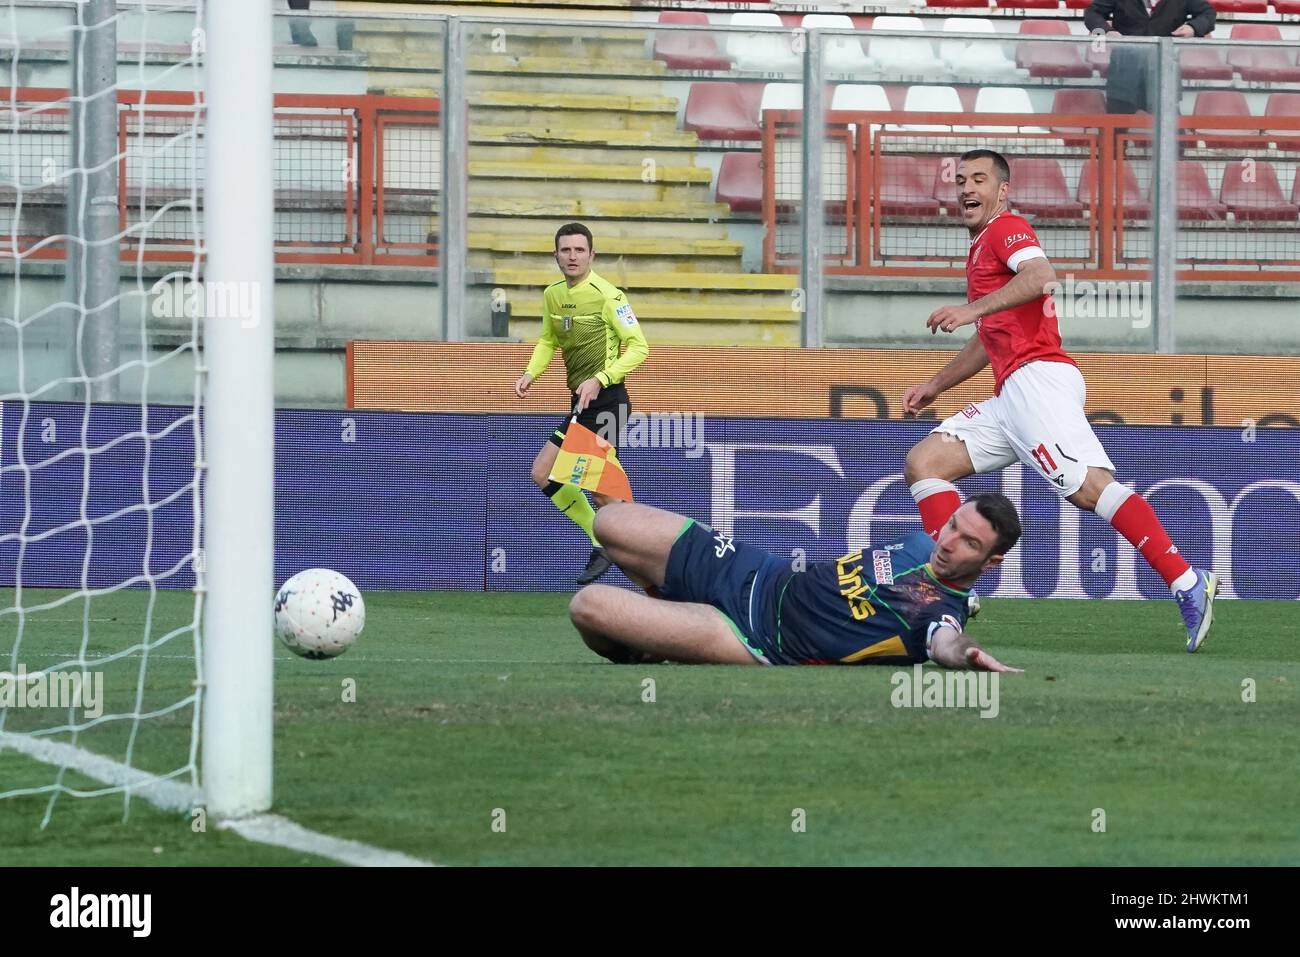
[933,359,1115,498]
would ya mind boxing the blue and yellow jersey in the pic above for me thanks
[768,532,969,665]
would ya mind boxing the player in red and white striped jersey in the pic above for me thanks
[900,149,1218,652]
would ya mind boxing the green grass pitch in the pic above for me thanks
[1,589,1297,866]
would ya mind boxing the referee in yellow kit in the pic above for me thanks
[514,223,650,584]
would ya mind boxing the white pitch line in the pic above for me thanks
[0,732,436,867]
[220,815,434,867]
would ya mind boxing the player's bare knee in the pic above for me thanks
[592,501,629,543]
[569,586,604,629]
[904,442,939,484]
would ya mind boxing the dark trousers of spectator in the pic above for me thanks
[288,1,353,51]
[1106,46,1155,115]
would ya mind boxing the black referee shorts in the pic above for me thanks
[548,383,631,451]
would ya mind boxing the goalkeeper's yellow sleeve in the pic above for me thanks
[524,308,559,380]
[594,297,649,388]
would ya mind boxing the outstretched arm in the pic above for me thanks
[902,335,990,416]
[928,626,1023,672]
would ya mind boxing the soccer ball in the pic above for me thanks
[274,568,366,660]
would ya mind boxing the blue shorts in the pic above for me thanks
[659,519,792,665]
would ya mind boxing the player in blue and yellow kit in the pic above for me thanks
[569,494,1023,671]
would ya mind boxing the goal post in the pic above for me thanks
[199,0,275,819]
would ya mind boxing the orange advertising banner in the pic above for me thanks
[348,342,1300,428]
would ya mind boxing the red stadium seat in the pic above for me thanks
[1077,162,1148,218]
[1063,0,1093,8]
[878,155,942,216]
[1273,0,1300,11]
[1008,158,1084,217]
[1191,90,1254,141]
[931,160,961,216]
[683,82,764,141]
[1293,167,1300,206]
[654,12,731,72]
[1210,0,1268,10]
[1018,20,1072,36]
[1220,161,1300,221]
[1180,46,1233,81]
[715,152,762,213]
[1016,19,1091,78]
[999,0,1061,7]
[925,0,990,6]
[1051,88,1107,115]
[1227,25,1300,82]
[1176,162,1229,221]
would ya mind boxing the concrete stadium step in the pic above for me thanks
[468,55,667,77]
[509,317,799,348]
[508,294,797,318]
[468,234,743,273]
[469,160,712,203]
[470,125,698,149]
[471,144,708,167]
[468,74,670,97]
[464,33,652,62]
[469,249,744,273]
[492,268,796,295]
[467,217,733,239]
[469,92,680,133]
[468,197,728,220]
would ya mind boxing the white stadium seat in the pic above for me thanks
[868,16,943,75]
[940,18,1022,79]
[727,12,801,73]
[802,14,874,74]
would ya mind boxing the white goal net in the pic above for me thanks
[0,0,273,825]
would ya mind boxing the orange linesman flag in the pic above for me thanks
[548,419,634,502]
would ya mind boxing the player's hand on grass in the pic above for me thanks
[514,373,534,399]
[902,382,939,417]
[965,646,1023,673]
[574,377,601,413]
[927,303,980,335]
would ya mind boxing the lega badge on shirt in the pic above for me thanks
[614,303,637,328]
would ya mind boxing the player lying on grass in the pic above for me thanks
[569,495,1023,671]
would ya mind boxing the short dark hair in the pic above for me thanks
[959,149,1011,184]
[969,492,1021,556]
[555,222,593,252]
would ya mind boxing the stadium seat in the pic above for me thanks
[1077,162,1148,218]
[1062,0,1094,8]
[939,18,1021,78]
[965,87,1049,133]
[1273,0,1300,11]
[900,84,964,132]
[925,0,991,6]
[869,16,944,75]
[683,82,764,140]
[1293,167,1300,206]
[831,83,890,137]
[760,83,804,114]
[1219,161,1300,221]
[1016,20,1091,78]
[1179,46,1233,81]
[1008,158,1084,217]
[727,12,802,73]
[877,154,943,216]
[1191,90,1254,141]
[802,14,874,73]
[1227,25,1300,82]
[1050,88,1106,142]
[716,151,763,213]
[1176,161,1229,221]
[931,158,961,215]
[1210,0,1268,10]
[654,12,731,72]
[1000,0,1060,7]
[1265,92,1300,144]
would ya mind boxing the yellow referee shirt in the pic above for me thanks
[524,270,650,393]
